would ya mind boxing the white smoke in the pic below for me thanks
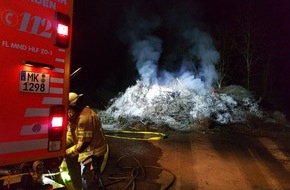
[183,28,220,89]
[121,6,220,92]
[100,3,263,131]
[131,36,162,85]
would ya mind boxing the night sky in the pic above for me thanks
[70,0,290,115]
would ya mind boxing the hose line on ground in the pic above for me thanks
[104,154,175,190]
[104,130,168,141]
[103,130,174,189]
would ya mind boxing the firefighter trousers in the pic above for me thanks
[81,156,105,190]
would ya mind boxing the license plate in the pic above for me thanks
[20,71,50,93]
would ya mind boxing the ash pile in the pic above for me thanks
[99,80,263,131]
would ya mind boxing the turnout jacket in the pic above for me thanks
[66,106,107,162]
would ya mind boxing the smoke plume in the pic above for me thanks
[101,2,263,131]
[119,1,220,92]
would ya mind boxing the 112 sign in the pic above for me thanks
[2,10,53,39]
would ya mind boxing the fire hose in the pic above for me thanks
[102,130,175,190]
[104,130,168,141]
[103,154,175,190]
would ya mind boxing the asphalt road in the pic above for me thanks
[156,130,290,190]
[100,124,290,190]
[66,122,290,190]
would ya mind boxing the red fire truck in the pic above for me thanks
[0,0,73,189]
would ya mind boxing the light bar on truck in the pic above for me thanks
[54,12,70,48]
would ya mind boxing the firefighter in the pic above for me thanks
[66,92,108,190]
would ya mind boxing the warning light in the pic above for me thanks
[57,24,68,36]
[54,12,70,48]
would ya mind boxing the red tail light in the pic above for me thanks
[52,116,63,128]
[48,105,64,152]
[54,12,70,48]
[49,105,64,139]
[57,23,68,36]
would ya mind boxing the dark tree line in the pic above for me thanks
[211,1,277,108]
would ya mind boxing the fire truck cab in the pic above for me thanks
[0,0,73,189]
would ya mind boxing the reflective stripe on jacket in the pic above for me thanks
[66,106,107,162]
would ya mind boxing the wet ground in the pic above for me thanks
[67,120,290,190]
[100,121,290,190]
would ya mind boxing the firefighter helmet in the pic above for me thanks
[69,92,83,106]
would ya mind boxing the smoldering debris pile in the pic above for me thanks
[99,81,263,131]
